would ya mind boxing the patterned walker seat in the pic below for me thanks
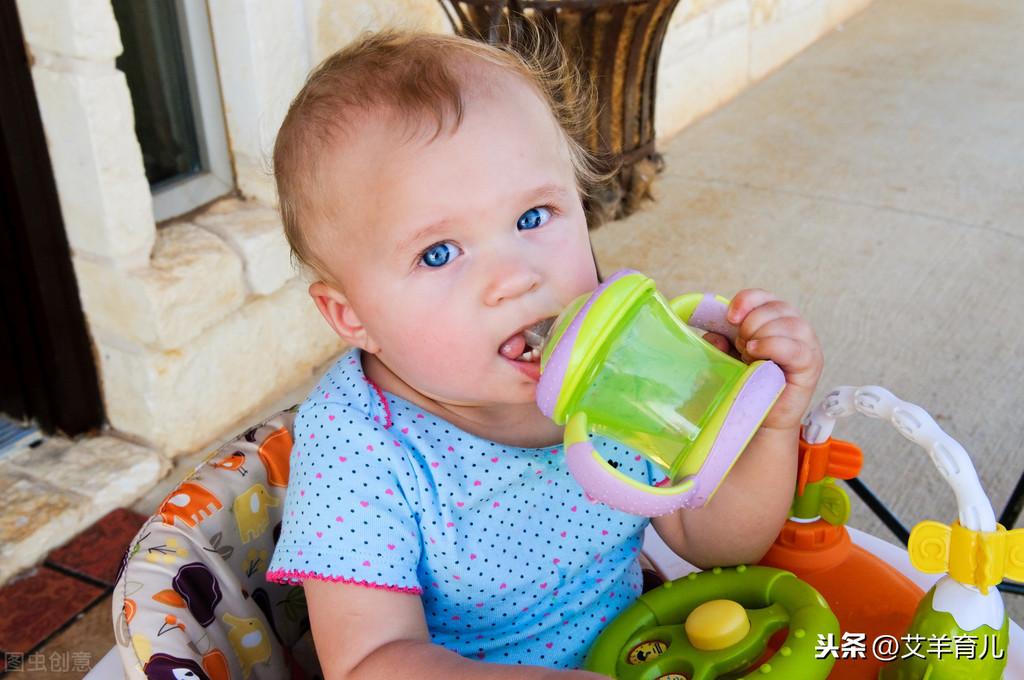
[111,408,319,679]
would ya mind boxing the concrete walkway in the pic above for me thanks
[591,0,1023,612]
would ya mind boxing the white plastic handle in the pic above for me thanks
[802,386,995,533]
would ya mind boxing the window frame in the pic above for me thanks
[149,0,233,222]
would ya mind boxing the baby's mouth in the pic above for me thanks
[499,318,555,363]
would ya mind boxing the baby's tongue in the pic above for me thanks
[500,333,527,360]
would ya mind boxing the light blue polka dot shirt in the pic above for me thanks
[268,348,658,668]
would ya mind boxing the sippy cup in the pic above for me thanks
[534,270,786,516]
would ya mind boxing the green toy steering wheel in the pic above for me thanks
[585,566,839,680]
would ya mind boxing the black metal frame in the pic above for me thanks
[846,476,1024,597]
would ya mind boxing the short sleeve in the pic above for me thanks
[267,395,423,594]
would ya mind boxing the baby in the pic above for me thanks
[267,30,823,679]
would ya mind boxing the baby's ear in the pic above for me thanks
[308,281,380,354]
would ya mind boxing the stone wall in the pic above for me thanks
[656,0,875,138]
[15,0,871,457]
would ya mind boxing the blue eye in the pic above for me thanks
[420,242,460,268]
[517,206,551,231]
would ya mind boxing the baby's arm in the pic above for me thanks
[653,289,823,568]
[306,580,607,679]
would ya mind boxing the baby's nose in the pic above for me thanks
[484,265,541,306]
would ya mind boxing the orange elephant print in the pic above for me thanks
[158,482,223,528]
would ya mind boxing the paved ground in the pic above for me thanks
[590,0,1023,616]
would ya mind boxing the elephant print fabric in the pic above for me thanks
[112,411,320,679]
[233,485,280,544]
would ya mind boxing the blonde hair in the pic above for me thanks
[272,28,609,276]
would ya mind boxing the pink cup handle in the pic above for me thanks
[674,293,738,344]
[564,412,697,517]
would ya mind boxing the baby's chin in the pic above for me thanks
[424,384,540,409]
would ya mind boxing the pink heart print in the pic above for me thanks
[328,415,335,421]
[360,501,369,507]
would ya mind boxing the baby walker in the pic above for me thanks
[533,271,1024,679]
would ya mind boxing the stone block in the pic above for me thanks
[662,12,713,63]
[827,0,875,25]
[310,0,449,63]
[0,436,167,585]
[8,436,168,506]
[98,278,344,456]
[749,1,828,80]
[194,199,296,295]
[74,224,246,349]
[0,466,88,585]
[207,0,309,204]
[31,65,155,263]
[234,156,279,208]
[15,0,122,61]
[671,0,712,26]
[711,0,752,36]
[657,27,750,139]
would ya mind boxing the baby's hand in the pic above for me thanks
[703,289,823,432]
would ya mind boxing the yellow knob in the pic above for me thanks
[685,599,750,651]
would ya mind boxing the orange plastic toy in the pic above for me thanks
[759,435,924,679]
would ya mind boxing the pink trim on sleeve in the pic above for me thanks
[266,568,422,594]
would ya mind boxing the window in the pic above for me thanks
[112,0,233,221]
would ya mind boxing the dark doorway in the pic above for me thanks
[0,3,104,436]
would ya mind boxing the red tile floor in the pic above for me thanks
[0,508,147,677]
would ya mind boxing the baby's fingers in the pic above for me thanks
[727,289,779,325]
[745,336,821,384]
[702,331,734,355]
[735,301,800,352]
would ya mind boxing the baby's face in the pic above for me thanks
[313,70,599,408]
